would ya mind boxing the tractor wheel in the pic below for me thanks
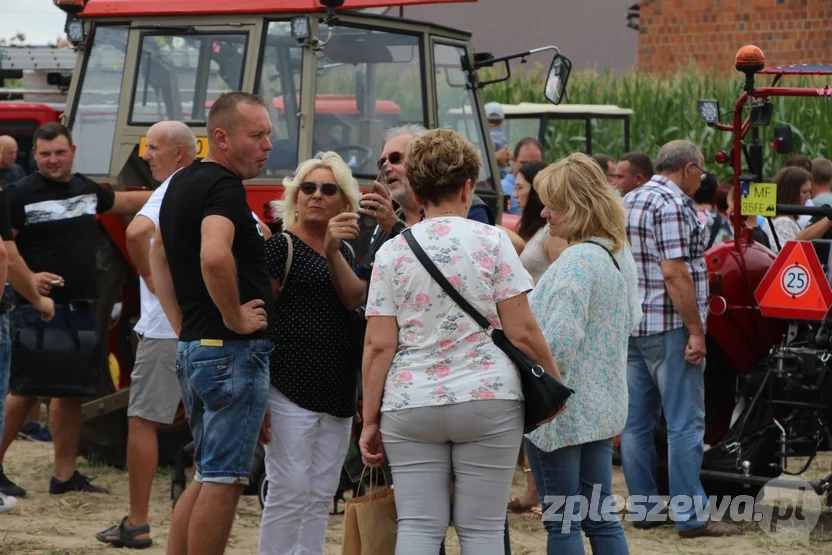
[78,234,132,468]
[78,232,192,469]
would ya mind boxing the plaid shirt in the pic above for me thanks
[624,175,708,336]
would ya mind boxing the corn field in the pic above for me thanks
[482,64,832,183]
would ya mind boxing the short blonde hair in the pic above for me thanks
[534,152,628,252]
[405,128,481,205]
[273,151,361,228]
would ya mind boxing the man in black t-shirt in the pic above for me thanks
[0,122,152,499]
[150,92,273,555]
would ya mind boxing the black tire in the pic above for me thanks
[654,406,778,500]
[78,233,132,468]
[78,231,193,468]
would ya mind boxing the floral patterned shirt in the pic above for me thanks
[366,217,533,412]
[524,238,644,452]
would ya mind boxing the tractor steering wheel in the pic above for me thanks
[332,145,373,173]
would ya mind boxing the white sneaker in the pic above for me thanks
[0,492,17,513]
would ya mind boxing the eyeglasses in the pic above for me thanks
[690,162,707,181]
[299,181,340,196]
[377,151,404,171]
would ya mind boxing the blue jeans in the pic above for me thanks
[0,314,10,440]
[176,338,272,485]
[526,438,629,555]
[620,327,708,532]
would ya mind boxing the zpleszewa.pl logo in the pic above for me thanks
[542,477,822,544]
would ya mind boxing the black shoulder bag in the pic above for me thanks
[402,229,573,433]
[10,303,104,398]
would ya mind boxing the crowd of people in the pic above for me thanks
[1,91,822,554]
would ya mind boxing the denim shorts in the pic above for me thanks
[176,338,272,485]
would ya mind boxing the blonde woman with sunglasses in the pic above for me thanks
[258,151,364,555]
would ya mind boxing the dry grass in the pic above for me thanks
[1,441,831,554]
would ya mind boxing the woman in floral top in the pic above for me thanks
[525,153,642,555]
[359,129,562,555]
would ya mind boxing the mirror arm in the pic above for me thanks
[473,45,559,70]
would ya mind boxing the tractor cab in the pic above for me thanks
[450,102,634,159]
[60,0,571,236]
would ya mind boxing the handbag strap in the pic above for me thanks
[402,228,492,331]
[282,232,293,287]
[583,240,621,273]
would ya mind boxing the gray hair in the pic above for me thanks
[383,124,427,145]
[654,140,703,174]
[168,122,198,154]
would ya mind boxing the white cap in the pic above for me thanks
[485,102,504,120]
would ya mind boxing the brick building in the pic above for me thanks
[636,0,832,74]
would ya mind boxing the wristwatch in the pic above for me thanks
[390,220,406,237]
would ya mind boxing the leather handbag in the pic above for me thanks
[402,229,573,433]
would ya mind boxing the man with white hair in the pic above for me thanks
[96,121,197,549]
[621,139,742,538]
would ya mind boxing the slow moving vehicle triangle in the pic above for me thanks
[754,241,832,321]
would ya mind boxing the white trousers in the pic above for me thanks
[258,387,352,555]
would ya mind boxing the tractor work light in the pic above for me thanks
[291,17,310,41]
[66,17,85,44]
[698,100,720,125]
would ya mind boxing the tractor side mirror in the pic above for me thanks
[772,124,794,154]
[544,53,572,105]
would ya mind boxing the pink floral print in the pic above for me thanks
[365,217,533,412]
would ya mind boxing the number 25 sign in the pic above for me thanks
[755,241,832,321]
[781,265,809,297]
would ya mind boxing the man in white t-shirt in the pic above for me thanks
[96,121,197,549]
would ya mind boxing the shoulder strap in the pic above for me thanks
[282,232,293,287]
[706,215,722,250]
[765,216,782,253]
[583,240,621,272]
[402,228,492,330]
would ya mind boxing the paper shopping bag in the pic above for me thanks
[342,479,397,555]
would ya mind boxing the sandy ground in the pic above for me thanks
[0,440,831,554]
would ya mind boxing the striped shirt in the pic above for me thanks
[624,175,708,336]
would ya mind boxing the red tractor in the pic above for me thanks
[685,45,832,504]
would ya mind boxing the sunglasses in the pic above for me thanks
[377,151,404,171]
[299,181,340,196]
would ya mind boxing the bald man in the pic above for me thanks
[0,136,25,188]
[96,121,197,549]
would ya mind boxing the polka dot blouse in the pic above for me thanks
[265,231,358,418]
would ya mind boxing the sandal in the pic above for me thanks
[96,516,153,549]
